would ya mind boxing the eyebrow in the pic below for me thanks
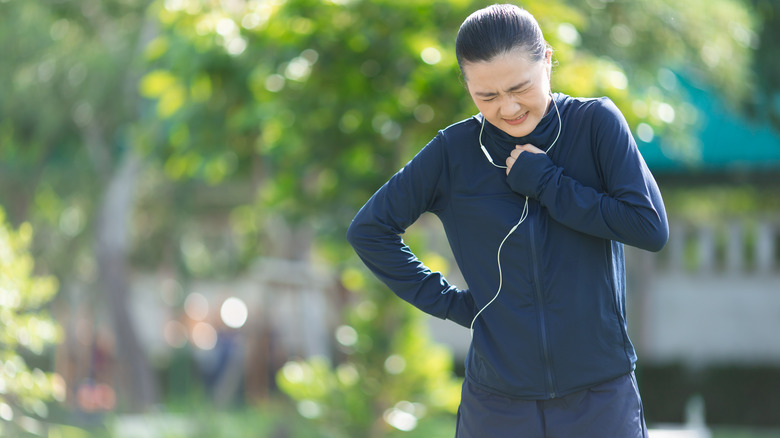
[474,79,532,98]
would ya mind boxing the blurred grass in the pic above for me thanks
[46,399,458,438]
[712,428,780,438]
[43,397,780,438]
[47,413,780,438]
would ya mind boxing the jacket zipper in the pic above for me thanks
[528,205,557,399]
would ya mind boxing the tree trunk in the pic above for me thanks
[95,151,158,411]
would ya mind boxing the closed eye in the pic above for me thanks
[511,86,531,95]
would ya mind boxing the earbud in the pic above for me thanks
[479,117,507,169]
[481,145,495,165]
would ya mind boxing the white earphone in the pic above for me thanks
[470,93,562,335]
[478,92,562,168]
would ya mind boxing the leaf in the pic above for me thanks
[139,69,179,98]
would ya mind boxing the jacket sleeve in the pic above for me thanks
[506,98,669,252]
[346,134,477,328]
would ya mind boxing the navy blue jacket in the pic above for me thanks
[346,93,669,400]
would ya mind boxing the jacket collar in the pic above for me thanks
[477,93,566,155]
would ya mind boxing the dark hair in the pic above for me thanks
[455,4,548,74]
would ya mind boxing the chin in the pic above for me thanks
[501,123,536,138]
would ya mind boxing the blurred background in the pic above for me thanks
[1,0,779,437]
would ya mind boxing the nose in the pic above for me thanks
[499,95,521,118]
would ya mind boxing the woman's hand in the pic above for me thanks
[505,144,545,175]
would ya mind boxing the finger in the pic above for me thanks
[505,155,516,170]
[519,144,545,154]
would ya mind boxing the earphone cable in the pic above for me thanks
[470,196,528,334]
[479,93,562,167]
[470,93,561,337]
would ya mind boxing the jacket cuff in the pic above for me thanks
[506,152,556,199]
[445,289,477,328]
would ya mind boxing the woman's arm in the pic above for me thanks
[505,98,669,252]
[346,134,477,327]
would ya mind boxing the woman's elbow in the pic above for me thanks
[641,219,669,253]
[346,219,361,248]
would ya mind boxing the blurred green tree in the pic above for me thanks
[144,0,757,247]
[746,0,780,128]
[276,267,462,437]
[0,208,63,435]
[0,0,160,411]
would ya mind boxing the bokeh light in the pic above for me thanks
[220,297,248,329]
[420,47,441,65]
[163,320,188,348]
[383,401,424,432]
[191,321,217,350]
[297,400,322,419]
[184,292,209,321]
[384,354,406,375]
[335,325,358,347]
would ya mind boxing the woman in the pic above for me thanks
[347,4,668,437]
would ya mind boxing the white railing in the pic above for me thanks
[655,218,777,274]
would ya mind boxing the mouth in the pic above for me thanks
[503,111,529,126]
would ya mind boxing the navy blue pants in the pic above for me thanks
[455,373,647,438]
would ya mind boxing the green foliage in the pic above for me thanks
[0,207,63,434]
[144,0,757,232]
[664,186,764,222]
[277,268,461,438]
[0,0,147,288]
[144,0,475,234]
[560,0,757,160]
[743,0,780,129]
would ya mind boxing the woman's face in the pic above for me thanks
[462,49,552,138]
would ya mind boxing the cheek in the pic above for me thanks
[531,90,550,114]
[470,97,493,115]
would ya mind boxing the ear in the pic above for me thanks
[545,48,553,76]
